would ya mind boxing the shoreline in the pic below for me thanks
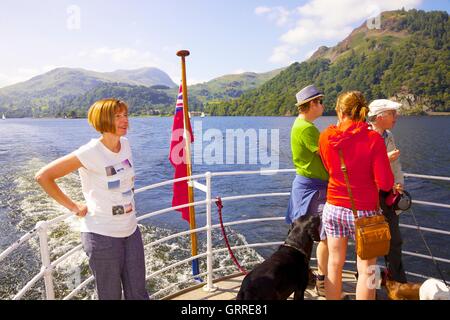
[426,112,450,116]
[2,113,450,120]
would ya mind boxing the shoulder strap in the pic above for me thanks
[338,149,358,221]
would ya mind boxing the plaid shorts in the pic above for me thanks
[322,202,380,239]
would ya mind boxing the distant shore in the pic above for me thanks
[426,112,450,116]
[2,113,450,119]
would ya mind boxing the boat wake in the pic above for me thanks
[0,158,264,299]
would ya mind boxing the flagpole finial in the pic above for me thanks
[177,50,190,57]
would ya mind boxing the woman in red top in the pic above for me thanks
[319,91,394,300]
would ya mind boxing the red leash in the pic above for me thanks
[215,197,248,275]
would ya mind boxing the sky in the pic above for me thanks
[0,0,448,88]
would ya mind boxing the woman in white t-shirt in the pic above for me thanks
[35,99,149,300]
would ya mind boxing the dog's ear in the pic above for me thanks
[290,217,304,233]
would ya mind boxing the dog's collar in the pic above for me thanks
[282,243,308,258]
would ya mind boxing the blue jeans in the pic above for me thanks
[81,227,149,300]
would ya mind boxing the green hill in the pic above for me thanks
[47,83,177,118]
[208,9,449,116]
[188,69,284,102]
[164,68,284,112]
[0,67,176,117]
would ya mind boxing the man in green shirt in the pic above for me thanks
[286,84,329,297]
[291,115,329,181]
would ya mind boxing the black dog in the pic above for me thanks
[236,214,320,300]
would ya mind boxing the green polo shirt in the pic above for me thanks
[291,117,328,181]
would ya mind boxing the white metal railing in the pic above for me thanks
[1,170,449,300]
[404,173,450,182]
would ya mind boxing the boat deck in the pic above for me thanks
[163,269,389,300]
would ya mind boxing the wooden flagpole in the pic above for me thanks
[176,50,199,276]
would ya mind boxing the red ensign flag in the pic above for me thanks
[169,84,194,222]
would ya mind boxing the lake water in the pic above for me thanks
[0,116,449,299]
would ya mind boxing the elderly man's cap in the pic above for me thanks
[368,99,402,117]
[295,85,324,107]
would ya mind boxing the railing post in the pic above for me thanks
[36,221,55,300]
[203,172,217,292]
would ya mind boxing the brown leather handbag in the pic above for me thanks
[339,150,391,260]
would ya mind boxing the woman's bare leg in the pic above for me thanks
[356,257,378,300]
[316,239,328,276]
[325,237,348,300]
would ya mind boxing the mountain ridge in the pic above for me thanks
[208,9,449,116]
[0,66,176,94]
[0,65,282,117]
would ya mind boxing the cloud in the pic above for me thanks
[280,18,352,45]
[76,47,184,84]
[187,77,207,85]
[255,6,271,15]
[79,47,161,68]
[232,68,247,75]
[0,46,171,88]
[0,73,12,88]
[305,49,318,60]
[258,0,422,65]
[255,6,292,26]
[269,45,298,64]
[0,66,64,88]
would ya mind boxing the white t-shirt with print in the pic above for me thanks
[73,137,137,238]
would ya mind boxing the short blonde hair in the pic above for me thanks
[336,91,368,122]
[87,99,128,134]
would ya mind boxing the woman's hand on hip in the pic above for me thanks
[71,202,88,217]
